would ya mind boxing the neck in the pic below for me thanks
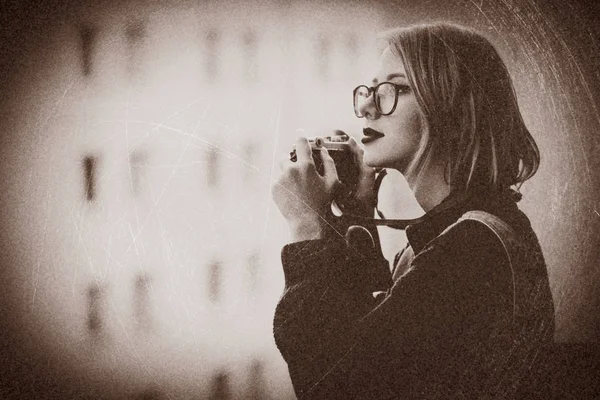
[405,163,452,212]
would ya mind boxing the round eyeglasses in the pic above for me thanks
[353,82,410,118]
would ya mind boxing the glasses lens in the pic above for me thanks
[353,86,370,117]
[376,83,397,115]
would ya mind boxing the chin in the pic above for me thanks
[362,150,394,169]
[361,153,381,169]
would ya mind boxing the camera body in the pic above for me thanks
[290,133,360,191]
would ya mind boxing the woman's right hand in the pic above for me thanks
[271,137,341,242]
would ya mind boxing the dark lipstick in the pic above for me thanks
[362,127,385,144]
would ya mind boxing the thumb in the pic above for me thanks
[345,225,375,259]
[346,136,365,163]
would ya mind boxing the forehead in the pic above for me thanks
[373,46,406,83]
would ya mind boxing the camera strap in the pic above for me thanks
[334,169,470,230]
[332,169,423,230]
[336,211,427,230]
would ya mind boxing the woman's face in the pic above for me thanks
[358,47,426,173]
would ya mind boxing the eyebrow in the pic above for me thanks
[372,73,407,85]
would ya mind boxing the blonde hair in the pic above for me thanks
[381,23,539,199]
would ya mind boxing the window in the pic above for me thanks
[125,20,146,80]
[208,260,222,303]
[345,32,358,78]
[242,140,258,182]
[133,273,153,332]
[246,251,261,292]
[245,359,268,400]
[83,154,98,201]
[78,24,97,77]
[316,33,330,80]
[134,387,165,400]
[208,371,231,400]
[129,149,148,196]
[242,29,258,83]
[204,28,220,81]
[125,20,146,44]
[86,281,104,337]
[206,148,221,188]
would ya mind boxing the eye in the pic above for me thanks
[378,83,396,97]
[396,84,411,94]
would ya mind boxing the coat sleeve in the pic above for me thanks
[273,220,515,399]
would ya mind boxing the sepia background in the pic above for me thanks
[0,0,598,398]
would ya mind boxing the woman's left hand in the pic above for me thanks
[346,136,378,216]
[272,137,340,242]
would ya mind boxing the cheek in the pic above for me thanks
[389,107,425,152]
[386,108,427,169]
[404,107,426,147]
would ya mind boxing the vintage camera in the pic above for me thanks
[289,132,360,191]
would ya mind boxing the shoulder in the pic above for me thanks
[412,216,514,286]
[392,216,515,320]
[422,217,508,259]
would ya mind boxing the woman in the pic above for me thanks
[271,23,555,399]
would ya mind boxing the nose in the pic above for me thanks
[358,92,379,120]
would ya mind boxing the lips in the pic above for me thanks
[362,127,385,144]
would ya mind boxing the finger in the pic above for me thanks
[320,147,338,184]
[294,137,313,162]
[346,136,365,162]
[347,136,376,176]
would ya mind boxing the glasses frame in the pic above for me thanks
[353,82,407,118]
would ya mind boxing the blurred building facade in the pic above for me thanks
[0,1,385,398]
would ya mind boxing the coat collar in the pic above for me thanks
[405,189,520,254]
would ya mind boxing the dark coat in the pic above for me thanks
[273,190,555,399]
